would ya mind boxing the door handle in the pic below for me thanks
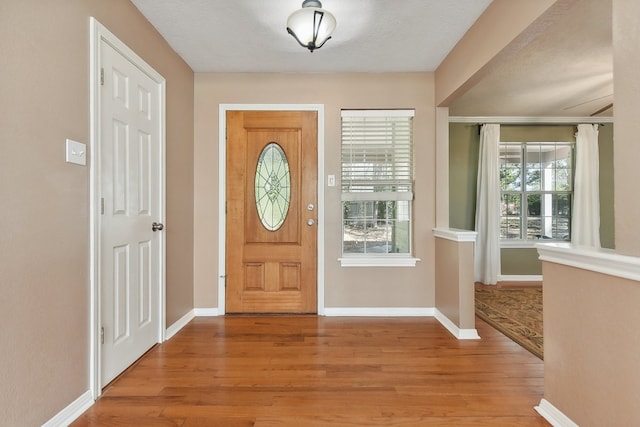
[152,222,164,232]
[307,219,315,226]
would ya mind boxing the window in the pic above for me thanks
[500,142,574,242]
[340,110,417,266]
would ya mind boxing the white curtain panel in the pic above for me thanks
[474,124,501,284]
[572,124,601,247]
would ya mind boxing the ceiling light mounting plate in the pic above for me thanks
[302,0,322,8]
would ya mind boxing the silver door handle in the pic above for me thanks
[152,222,164,232]
[307,219,315,226]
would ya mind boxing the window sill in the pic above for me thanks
[501,240,570,249]
[339,256,421,267]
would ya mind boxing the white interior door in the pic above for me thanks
[99,39,164,386]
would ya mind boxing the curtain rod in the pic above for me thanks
[448,116,613,125]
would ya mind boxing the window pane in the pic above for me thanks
[553,193,571,216]
[501,194,521,239]
[389,201,411,253]
[501,217,522,239]
[343,201,370,254]
[499,145,521,191]
[526,194,540,216]
[342,200,410,254]
[552,194,571,240]
[526,217,542,240]
[552,145,573,191]
[502,193,521,215]
[534,193,555,239]
[552,217,571,240]
[525,145,542,191]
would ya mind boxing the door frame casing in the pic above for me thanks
[218,105,325,315]
[89,17,167,399]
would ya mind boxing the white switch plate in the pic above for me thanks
[327,174,336,187]
[66,139,86,166]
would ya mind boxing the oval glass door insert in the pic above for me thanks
[255,142,291,231]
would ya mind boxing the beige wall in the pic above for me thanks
[434,237,476,329]
[613,0,640,256]
[194,73,435,309]
[542,261,640,426]
[0,1,194,425]
[435,0,556,107]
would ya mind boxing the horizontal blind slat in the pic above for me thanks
[341,192,414,202]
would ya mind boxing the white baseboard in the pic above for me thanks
[323,307,435,317]
[498,275,543,282]
[194,308,221,316]
[535,399,579,427]
[165,309,194,340]
[434,309,480,340]
[42,390,93,427]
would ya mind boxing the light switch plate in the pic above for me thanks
[327,174,336,187]
[66,139,86,166]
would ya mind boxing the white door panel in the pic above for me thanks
[100,40,162,386]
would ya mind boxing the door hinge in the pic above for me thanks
[100,326,105,345]
[100,68,104,86]
[101,197,105,215]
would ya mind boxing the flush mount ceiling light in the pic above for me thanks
[286,0,336,52]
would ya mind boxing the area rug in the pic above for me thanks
[475,287,543,359]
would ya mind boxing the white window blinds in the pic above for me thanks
[341,110,415,201]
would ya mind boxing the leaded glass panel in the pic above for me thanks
[255,143,291,231]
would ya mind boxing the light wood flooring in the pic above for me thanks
[72,316,549,426]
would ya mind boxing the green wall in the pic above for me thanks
[449,123,615,277]
[598,124,615,249]
[449,124,479,230]
[500,248,543,275]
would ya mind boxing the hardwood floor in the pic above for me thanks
[72,316,549,426]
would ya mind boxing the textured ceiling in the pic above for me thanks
[131,0,613,117]
[130,0,492,73]
[449,0,613,117]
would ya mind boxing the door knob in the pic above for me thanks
[152,222,164,232]
[307,219,315,226]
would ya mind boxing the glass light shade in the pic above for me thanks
[287,1,336,52]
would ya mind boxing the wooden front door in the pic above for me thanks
[226,110,317,313]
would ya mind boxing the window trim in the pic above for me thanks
[340,109,417,265]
